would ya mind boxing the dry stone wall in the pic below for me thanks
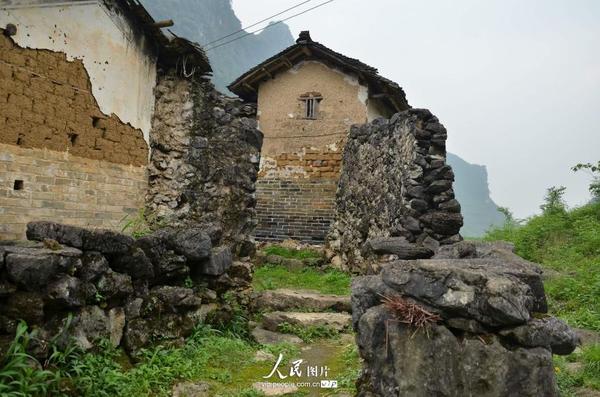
[0,221,252,357]
[352,241,579,397]
[328,109,464,272]
[147,71,263,256]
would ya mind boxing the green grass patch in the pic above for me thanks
[484,202,600,331]
[277,322,340,343]
[262,245,322,260]
[253,264,351,296]
[554,343,600,394]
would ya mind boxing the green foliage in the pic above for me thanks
[277,322,339,343]
[573,161,600,201]
[554,343,600,394]
[540,186,567,215]
[337,342,361,391]
[262,245,322,260]
[120,208,164,239]
[253,264,351,296]
[484,202,600,331]
[0,322,60,396]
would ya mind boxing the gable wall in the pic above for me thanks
[254,60,387,242]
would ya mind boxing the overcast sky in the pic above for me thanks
[232,0,600,218]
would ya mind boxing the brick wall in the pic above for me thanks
[0,143,147,240]
[0,31,148,166]
[255,178,337,242]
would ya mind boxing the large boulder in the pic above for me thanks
[363,237,434,259]
[356,305,559,397]
[352,241,575,397]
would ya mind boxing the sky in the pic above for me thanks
[232,0,600,218]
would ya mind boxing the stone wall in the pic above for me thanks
[255,178,336,241]
[0,221,252,358]
[352,241,578,396]
[0,144,147,240]
[327,109,464,272]
[146,71,263,256]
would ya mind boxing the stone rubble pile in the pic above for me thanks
[328,109,463,273]
[0,221,253,357]
[352,241,579,397]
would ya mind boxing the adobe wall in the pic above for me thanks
[255,60,386,241]
[0,31,148,239]
[0,1,158,139]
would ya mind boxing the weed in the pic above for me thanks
[262,245,322,260]
[253,264,351,296]
[277,322,340,342]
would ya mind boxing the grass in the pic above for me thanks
[253,264,352,296]
[277,322,340,343]
[554,343,600,394]
[484,202,600,331]
[484,201,600,394]
[261,245,322,260]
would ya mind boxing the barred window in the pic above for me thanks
[300,93,322,119]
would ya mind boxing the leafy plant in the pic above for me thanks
[540,186,567,215]
[0,322,60,397]
[120,207,165,238]
[572,161,600,201]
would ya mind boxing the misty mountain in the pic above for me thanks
[447,153,504,236]
[142,0,503,237]
[141,0,293,93]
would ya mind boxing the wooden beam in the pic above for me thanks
[243,82,256,92]
[301,46,312,56]
[281,57,293,68]
[151,19,174,28]
[262,67,273,79]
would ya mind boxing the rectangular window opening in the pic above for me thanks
[303,97,321,119]
[13,180,24,191]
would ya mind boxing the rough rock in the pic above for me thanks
[262,312,352,333]
[78,252,110,282]
[327,109,463,273]
[110,247,154,280]
[363,237,434,259]
[72,306,125,350]
[356,305,559,397]
[172,381,211,397]
[46,275,86,307]
[5,246,81,289]
[251,327,303,345]
[352,240,577,396]
[96,271,133,301]
[199,246,232,276]
[499,317,579,355]
[253,289,351,313]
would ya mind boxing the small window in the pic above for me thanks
[14,180,24,191]
[300,93,322,119]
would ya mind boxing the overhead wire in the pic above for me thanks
[202,0,314,47]
[204,0,335,52]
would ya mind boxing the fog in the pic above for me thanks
[232,0,600,218]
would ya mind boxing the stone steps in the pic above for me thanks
[253,288,351,313]
[261,311,352,333]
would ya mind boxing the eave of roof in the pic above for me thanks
[228,32,408,112]
[113,0,211,73]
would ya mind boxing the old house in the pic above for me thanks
[229,31,410,242]
[0,0,210,239]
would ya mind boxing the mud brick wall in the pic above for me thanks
[0,143,147,240]
[0,32,148,166]
[255,178,337,242]
[0,31,149,240]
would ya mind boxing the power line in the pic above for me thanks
[203,0,314,47]
[205,0,335,52]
